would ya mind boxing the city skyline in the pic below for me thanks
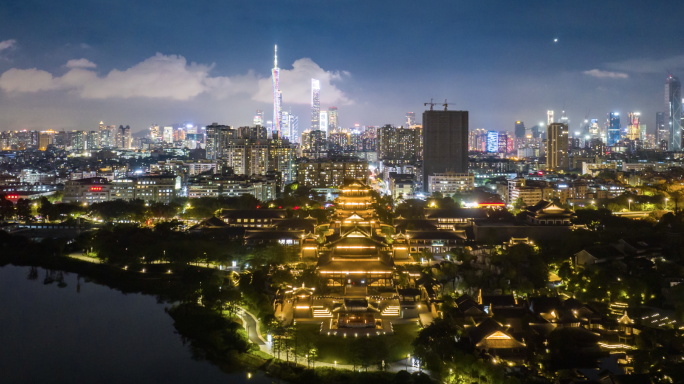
[0,1,683,134]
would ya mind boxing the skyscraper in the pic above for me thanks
[163,126,174,143]
[328,107,338,131]
[281,111,290,140]
[272,46,282,139]
[514,121,525,138]
[406,112,416,127]
[320,111,328,136]
[486,131,499,153]
[666,75,682,151]
[589,119,600,139]
[311,78,320,131]
[546,123,568,171]
[547,110,554,125]
[627,112,640,141]
[254,110,264,126]
[422,109,468,191]
[607,112,620,146]
[498,132,508,153]
[291,114,299,143]
[656,112,668,145]
[149,125,160,141]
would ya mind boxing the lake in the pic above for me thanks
[0,265,271,384]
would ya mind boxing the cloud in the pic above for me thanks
[252,57,352,105]
[0,39,16,52]
[605,55,684,74]
[582,69,629,79]
[0,53,352,104]
[66,58,97,68]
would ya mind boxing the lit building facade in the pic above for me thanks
[666,75,682,151]
[311,78,320,131]
[607,112,620,146]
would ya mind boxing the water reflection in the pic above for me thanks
[0,265,270,384]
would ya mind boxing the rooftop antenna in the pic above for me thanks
[274,44,277,68]
[424,98,436,111]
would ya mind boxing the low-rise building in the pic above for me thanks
[110,175,178,203]
[427,172,474,196]
[63,177,113,204]
[187,174,276,201]
[388,173,415,200]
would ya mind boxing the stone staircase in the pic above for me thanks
[381,305,400,317]
[312,306,332,318]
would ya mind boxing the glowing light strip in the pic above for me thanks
[336,246,375,249]
[319,271,392,274]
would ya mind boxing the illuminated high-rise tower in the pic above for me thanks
[272,45,282,139]
[607,112,620,146]
[311,78,320,131]
[666,75,682,151]
[627,112,640,141]
[406,112,416,127]
[328,107,338,131]
[254,110,264,126]
[547,110,554,125]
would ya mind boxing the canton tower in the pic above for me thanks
[272,45,282,139]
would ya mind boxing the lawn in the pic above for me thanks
[295,322,421,365]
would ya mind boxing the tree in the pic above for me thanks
[512,197,526,210]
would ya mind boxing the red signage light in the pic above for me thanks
[90,186,103,192]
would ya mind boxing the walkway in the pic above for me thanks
[237,306,427,375]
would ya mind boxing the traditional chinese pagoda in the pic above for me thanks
[317,180,395,291]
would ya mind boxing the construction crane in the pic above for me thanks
[424,98,436,111]
[424,98,451,111]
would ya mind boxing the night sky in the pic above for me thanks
[0,0,683,134]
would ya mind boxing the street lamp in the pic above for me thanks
[407,354,410,370]
[665,198,669,210]
[628,199,632,211]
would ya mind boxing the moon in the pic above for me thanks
[554,38,558,43]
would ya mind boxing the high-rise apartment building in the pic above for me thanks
[666,75,682,151]
[87,131,100,150]
[546,123,568,171]
[498,132,508,153]
[406,112,416,127]
[468,129,487,151]
[205,123,236,160]
[328,107,338,131]
[422,109,468,191]
[547,110,554,125]
[311,78,320,131]
[117,125,131,149]
[607,112,620,146]
[301,130,327,158]
[376,125,421,160]
[38,131,55,151]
